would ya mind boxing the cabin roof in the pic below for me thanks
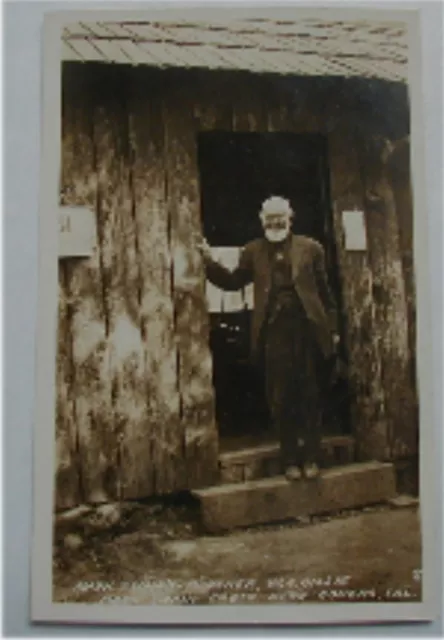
[61,17,408,83]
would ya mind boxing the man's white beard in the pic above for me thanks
[264,226,290,243]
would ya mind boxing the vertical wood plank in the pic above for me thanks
[387,138,417,391]
[357,135,416,458]
[62,66,113,504]
[56,79,83,510]
[54,261,80,510]
[91,68,157,500]
[127,70,183,495]
[165,81,219,489]
[328,123,388,460]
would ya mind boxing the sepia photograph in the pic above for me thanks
[30,4,436,626]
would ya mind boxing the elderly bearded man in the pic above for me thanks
[197,196,339,481]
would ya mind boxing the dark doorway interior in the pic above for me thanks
[199,132,329,246]
[197,132,349,442]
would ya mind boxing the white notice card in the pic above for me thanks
[59,206,96,258]
[342,210,367,251]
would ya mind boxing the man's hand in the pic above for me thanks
[195,233,213,262]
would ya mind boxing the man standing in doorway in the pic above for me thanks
[197,196,339,481]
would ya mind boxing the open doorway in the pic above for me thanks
[197,132,349,448]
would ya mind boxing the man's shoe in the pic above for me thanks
[285,466,302,481]
[303,463,320,479]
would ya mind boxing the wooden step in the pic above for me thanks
[193,461,396,533]
[218,435,355,484]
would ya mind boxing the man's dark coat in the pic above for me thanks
[205,234,338,362]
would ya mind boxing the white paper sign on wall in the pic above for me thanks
[58,206,96,258]
[342,210,367,251]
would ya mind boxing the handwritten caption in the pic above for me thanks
[73,570,421,605]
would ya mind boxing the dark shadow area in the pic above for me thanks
[198,132,351,442]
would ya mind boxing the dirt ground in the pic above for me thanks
[53,499,422,605]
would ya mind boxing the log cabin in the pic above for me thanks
[56,16,418,514]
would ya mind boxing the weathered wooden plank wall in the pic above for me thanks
[57,66,220,508]
[164,77,219,490]
[125,73,183,497]
[327,122,387,459]
[386,137,419,454]
[92,71,131,503]
[55,261,80,509]
[60,69,115,506]
[325,93,417,460]
[356,134,415,458]
[56,64,417,508]
[387,138,417,386]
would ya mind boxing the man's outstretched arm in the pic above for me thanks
[198,237,254,291]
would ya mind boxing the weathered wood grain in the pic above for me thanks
[56,66,416,509]
[165,82,219,489]
[56,85,83,510]
[127,71,183,495]
[358,135,416,458]
[387,138,417,394]
[62,67,113,504]
[195,462,396,533]
[91,71,156,500]
[54,261,80,510]
[328,123,388,460]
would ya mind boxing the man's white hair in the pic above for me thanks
[260,196,293,217]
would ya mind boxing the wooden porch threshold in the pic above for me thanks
[193,461,397,533]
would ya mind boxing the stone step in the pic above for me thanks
[218,435,355,484]
[193,461,396,533]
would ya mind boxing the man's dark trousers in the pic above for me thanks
[263,291,324,469]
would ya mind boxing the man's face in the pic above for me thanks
[260,212,292,243]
